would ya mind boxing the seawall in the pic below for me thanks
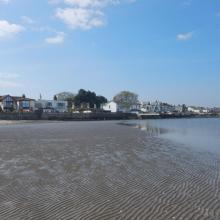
[0,112,138,121]
[0,112,219,121]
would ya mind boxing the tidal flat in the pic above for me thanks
[0,120,220,220]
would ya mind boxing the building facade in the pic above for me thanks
[0,95,35,112]
[102,101,119,113]
[140,101,177,113]
[187,107,201,114]
[102,101,141,113]
[34,100,68,113]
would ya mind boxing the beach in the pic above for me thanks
[0,120,24,125]
[0,120,220,220]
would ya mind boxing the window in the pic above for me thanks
[22,101,30,108]
[46,102,52,108]
[57,102,65,108]
[3,96,14,109]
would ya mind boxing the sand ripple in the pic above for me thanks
[0,121,220,219]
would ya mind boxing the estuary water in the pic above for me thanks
[128,118,220,154]
[0,120,220,220]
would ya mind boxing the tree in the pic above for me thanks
[113,91,139,110]
[74,89,108,109]
[96,96,108,108]
[53,95,58,101]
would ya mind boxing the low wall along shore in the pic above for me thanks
[0,112,138,121]
[0,112,219,121]
[0,112,39,120]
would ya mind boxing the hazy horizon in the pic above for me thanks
[0,0,220,107]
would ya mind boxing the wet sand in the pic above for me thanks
[0,120,25,125]
[0,121,220,220]
[0,120,40,126]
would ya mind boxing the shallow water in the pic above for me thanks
[0,120,220,220]
[127,118,220,154]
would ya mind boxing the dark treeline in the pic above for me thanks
[55,89,108,110]
[74,89,107,109]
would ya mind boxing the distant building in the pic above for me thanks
[149,101,162,113]
[0,95,35,112]
[35,100,68,113]
[174,105,187,113]
[140,102,152,113]
[140,101,175,113]
[160,103,175,113]
[201,108,209,113]
[140,101,159,113]
[211,108,220,113]
[102,101,141,113]
[130,103,141,113]
[187,106,201,114]
[102,101,119,113]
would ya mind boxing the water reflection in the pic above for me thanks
[133,123,170,136]
[121,118,220,154]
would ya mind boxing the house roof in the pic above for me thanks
[13,96,35,101]
[0,95,35,102]
[0,95,14,101]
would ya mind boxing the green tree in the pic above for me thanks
[113,91,139,110]
[96,96,108,108]
[53,95,58,101]
[74,89,107,109]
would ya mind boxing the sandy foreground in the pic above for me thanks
[0,121,220,220]
[0,120,38,125]
[0,120,24,125]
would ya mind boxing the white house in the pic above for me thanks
[102,101,119,113]
[201,109,209,113]
[140,102,152,113]
[140,101,162,113]
[188,107,201,114]
[102,101,141,113]
[35,100,68,113]
[149,101,162,113]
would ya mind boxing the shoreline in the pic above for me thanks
[0,112,219,121]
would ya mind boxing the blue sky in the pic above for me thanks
[0,0,220,106]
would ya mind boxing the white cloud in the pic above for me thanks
[0,0,11,4]
[63,0,118,8]
[182,0,191,7]
[0,73,20,79]
[53,0,135,30]
[0,20,24,39]
[21,16,34,24]
[0,73,23,88]
[217,12,220,17]
[56,8,105,30]
[45,32,65,44]
[48,0,63,4]
[49,0,120,7]
[177,32,193,41]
